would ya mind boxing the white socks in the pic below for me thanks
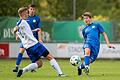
[21,59,63,75]
[23,63,38,73]
[50,58,62,75]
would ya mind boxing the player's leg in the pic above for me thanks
[13,46,25,72]
[42,50,67,77]
[22,59,42,73]
[78,47,91,76]
[83,48,90,75]
[31,42,67,77]
[17,59,43,77]
[78,45,99,76]
[16,49,43,77]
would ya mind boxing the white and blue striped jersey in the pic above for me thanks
[16,19,38,49]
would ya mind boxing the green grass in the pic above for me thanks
[0,59,120,80]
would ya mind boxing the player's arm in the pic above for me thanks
[12,26,19,34]
[102,32,115,49]
[31,28,43,42]
[38,28,43,42]
[12,26,20,40]
[32,28,40,32]
[15,34,19,40]
[37,16,43,42]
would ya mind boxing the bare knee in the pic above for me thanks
[36,60,43,68]
[84,48,90,56]
[46,53,54,61]
[19,48,25,54]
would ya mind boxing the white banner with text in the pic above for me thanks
[9,43,119,59]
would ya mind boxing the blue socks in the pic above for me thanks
[16,53,23,66]
[84,56,90,65]
[78,56,90,69]
[78,63,85,69]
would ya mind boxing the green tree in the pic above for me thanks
[0,0,32,16]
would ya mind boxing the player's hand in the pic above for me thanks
[39,39,43,43]
[107,44,115,49]
[35,28,40,32]
[12,26,19,34]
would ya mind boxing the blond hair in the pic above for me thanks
[18,7,28,14]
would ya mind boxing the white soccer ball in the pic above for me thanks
[70,55,81,66]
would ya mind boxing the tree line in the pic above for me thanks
[0,0,120,41]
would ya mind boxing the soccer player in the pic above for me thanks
[27,4,42,42]
[13,7,67,77]
[13,4,42,72]
[77,12,115,76]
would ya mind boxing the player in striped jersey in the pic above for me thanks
[13,7,67,77]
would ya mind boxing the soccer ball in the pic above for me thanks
[70,55,81,66]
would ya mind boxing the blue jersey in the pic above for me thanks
[82,22,104,58]
[82,23,104,47]
[27,15,41,40]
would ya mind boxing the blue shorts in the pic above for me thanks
[26,42,49,63]
[83,43,100,63]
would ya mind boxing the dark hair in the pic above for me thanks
[28,4,36,8]
[18,7,28,14]
[82,12,92,19]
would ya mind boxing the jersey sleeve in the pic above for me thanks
[16,20,22,26]
[97,23,105,34]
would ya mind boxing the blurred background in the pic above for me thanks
[0,0,120,59]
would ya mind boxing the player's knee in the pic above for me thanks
[85,53,90,56]
[84,48,90,56]
[19,48,25,54]
[46,53,54,61]
[36,60,43,68]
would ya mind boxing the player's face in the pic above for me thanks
[28,7,36,16]
[21,10,29,19]
[83,16,92,25]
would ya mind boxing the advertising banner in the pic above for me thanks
[9,43,57,58]
[51,21,113,42]
[98,44,120,58]
[9,43,28,58]
[0,17,113,43]
[0,43,9,58]
[57,43,119,59]
[0,17,18,42]
[8,43,120,59]
[56,43,84,58]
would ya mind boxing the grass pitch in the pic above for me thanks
[0,59,120,80]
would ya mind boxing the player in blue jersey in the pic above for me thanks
[77,12,115,76]
[13,4,42,72]
[27,4,42,42]
[13,7,67,77]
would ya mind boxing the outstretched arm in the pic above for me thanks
[32,28,43,42]
[32,28,40,32]
[37,28,43,42]
[102,32,115,49]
